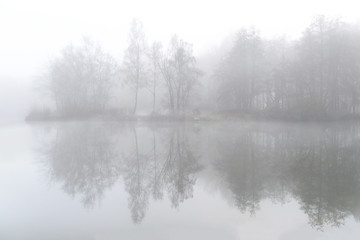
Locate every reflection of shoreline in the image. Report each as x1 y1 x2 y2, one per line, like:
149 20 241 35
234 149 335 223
37 122 360 229
122 127 202 223
213 124 360 230
40 122 122 207
38 123 203 223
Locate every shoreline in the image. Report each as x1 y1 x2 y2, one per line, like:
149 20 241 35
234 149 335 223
24 112 360 123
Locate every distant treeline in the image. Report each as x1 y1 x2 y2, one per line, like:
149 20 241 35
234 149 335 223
215 16 360 120
29 16 360 121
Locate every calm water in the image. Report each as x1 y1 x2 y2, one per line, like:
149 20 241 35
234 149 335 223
2 121 360 239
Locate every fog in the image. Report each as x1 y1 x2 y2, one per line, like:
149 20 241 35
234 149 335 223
1 0 360 120
3 1 360 239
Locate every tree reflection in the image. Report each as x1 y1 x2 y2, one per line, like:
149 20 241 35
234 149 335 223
122 128 151 223
215 129 264 215
39 123 202 223
290 127 360 230
162 127 203 208
213 124 360 230
122 126 202 223
37 122 360 229
40 122 121 207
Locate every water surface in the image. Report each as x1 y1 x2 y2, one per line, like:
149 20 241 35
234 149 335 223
2 121 360 239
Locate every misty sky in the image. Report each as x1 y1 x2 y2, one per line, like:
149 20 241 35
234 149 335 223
1 0 359 81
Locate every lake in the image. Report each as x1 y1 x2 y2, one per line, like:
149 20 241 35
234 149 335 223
1 121 360 239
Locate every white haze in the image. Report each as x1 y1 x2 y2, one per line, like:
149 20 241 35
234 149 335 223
0 0 359 120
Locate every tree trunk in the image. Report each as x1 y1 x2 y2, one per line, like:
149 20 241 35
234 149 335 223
133 86 138 115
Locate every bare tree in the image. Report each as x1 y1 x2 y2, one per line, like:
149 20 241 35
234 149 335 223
158 36 202 114
122 19 148 114
46 38 117 117
147 41 162 113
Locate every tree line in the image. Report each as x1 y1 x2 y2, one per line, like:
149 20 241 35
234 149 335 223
216 16 360 119
37 19 201 119
32 16 360 120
